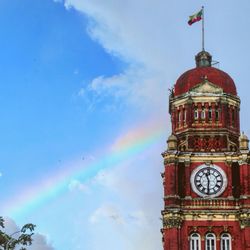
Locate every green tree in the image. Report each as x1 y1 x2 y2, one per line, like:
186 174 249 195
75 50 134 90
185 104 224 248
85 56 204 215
0 217 36 250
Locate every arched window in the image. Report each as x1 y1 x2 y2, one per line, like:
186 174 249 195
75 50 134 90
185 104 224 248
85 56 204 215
178 110 181 126
190 233 201 250
183 109 186 122
221 233 231 250
215 108 220 121
208 107 212 120
194 109 198 120
206 233 216 250
201 109 206 119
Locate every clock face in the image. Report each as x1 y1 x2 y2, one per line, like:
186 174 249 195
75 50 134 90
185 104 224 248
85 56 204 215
190 164 227 198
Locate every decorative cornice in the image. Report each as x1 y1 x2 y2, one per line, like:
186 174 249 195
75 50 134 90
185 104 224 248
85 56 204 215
162 206 250 225
164 195 180 199
170 90 240 108
162 151 250 165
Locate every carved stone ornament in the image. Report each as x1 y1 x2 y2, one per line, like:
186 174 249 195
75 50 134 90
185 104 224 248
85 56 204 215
163 214 183 228
189 81 223 94
192 136 224 152
240 218 250 228
238 153 250 165
239 212 250 228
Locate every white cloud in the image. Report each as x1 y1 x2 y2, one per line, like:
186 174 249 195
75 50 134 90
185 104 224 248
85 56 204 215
48 1 250 250
56 1 175 249
128 210 149 227
77 88 85 97
28 234 54 250
3 217 19 235
89 146 163 249
89 205 151 227
62 0 184 112
3 217 54 250
89 203 124 225
68 179 90 193
93 169 115 188
63 0 181 69
87 68 168 111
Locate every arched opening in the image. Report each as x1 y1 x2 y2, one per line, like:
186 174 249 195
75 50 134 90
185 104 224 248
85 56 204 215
205 233 216 250
221 233 231 250
194 108 198 120
190 233 201 250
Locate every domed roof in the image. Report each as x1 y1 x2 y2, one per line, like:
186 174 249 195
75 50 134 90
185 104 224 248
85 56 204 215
167 134 177 142
239 132 249 141
239 132 249 150
174 51 237 96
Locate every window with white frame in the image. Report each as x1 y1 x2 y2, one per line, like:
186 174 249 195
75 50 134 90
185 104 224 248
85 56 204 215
194 109 198 120
221 233 231 250
205 233 216 250
190 233 201 250
178 110 181 123
215 108 220 121
208 107 212 120
201 109 206 119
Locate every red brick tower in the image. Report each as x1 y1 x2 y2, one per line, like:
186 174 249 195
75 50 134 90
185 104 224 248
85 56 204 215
161 50 250 250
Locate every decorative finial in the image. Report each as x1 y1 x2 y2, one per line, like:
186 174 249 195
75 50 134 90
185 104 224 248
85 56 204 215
195 50 212 67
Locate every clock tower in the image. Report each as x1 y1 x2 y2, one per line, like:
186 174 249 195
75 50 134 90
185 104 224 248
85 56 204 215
161 50 250 250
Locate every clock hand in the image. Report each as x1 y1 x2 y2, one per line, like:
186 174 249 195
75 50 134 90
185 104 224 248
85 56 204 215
205 170 210 195
207 168 210 195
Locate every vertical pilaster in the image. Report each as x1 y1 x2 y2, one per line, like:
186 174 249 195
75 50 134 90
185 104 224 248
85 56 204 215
221 103 226 127
243 227 250 249
240 216 250 249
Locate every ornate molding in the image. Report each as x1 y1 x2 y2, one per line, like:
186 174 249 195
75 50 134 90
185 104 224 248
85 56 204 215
238 153 250 164
162 211 183 229
240 218 250 228
190 80 223 94
163 217 183 229
238 211 250 228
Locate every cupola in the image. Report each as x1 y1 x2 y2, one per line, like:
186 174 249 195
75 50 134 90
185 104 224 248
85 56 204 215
167 134 177 150
239 133 249 150
195 50 212 67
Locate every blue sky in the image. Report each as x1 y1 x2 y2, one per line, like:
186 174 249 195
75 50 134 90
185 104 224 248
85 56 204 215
1 0 250 249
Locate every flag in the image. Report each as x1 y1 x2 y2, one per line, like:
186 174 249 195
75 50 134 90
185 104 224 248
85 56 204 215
188 9 203 25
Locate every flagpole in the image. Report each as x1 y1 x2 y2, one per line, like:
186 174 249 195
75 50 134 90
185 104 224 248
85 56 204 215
202 6 205 51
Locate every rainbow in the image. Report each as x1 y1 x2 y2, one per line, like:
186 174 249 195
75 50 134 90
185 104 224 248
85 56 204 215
2 122 166 218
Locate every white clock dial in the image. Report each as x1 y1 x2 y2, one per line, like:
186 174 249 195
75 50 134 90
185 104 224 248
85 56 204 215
190 164 227 198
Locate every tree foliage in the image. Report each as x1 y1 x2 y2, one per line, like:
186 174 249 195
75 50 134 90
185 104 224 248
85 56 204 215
0 217 36 250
